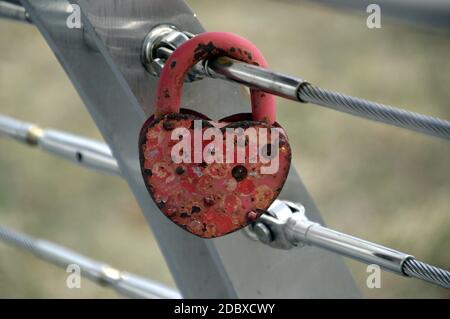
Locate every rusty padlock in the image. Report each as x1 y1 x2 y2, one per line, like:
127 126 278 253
139 32 291 238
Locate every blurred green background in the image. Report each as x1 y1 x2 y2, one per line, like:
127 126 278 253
0 0 449 298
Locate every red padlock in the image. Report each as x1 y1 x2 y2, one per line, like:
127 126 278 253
139 32 291 238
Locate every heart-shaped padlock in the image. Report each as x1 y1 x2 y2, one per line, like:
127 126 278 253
139 32 291 238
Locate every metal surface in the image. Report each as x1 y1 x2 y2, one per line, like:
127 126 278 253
0 226 181 298
256 200 450 290
248 199 301 250
142 25 450 141
403 259 450 290
141 24 305 97
39 129 119 176
0 115 120 176
141 24 190 75
206 57 303 100
286 214 411 275
0 1 29 23
262 200 411 274
0 114 35 142
252 222 273 245
298 84 450 141
18 0 359 298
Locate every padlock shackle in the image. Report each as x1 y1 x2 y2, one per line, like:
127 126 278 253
155 32 276 124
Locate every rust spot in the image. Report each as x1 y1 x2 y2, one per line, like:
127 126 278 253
193 41 227 62
163 89 170 98
163 120 175 130
191 206 201 214
175 166 185 175
217 57 233 67
144 168 152 177
247 211 258 221
231 165 247 182
166 113 189 121
203 196 215 206
243 50 252 60
157 201 166 209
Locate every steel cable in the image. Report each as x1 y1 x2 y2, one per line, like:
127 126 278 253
298 83 450 141
0 226 37 252
0 226 182 298
403 258 450 290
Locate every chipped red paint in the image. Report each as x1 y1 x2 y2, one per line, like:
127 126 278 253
155 32 277 124
139 32 292 238
139 114 291 238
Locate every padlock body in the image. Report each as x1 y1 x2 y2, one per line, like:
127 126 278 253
139 112 291 238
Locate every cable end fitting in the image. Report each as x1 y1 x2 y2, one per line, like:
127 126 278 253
25 125 43 146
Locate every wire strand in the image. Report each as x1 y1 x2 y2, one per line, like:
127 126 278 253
0 226 37 252
298 83 450 141
403 258 450 290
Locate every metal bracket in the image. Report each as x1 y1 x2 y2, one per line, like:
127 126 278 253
245 200 308 250
250 200 413 276
141 24 204 82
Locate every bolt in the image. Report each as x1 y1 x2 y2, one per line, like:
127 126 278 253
253 222 273 244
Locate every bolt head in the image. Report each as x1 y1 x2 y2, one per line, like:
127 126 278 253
253 222 273 244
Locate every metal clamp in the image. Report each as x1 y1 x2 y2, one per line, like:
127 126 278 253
246 200 310 250
141 24 304 94
249 200 450 290
141 24 204 81
248 200 412 275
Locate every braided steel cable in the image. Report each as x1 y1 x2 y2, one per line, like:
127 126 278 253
0 226 37 252
0 226 182 298
403 258 450 290
3 17 450 141
298 83 450 141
